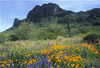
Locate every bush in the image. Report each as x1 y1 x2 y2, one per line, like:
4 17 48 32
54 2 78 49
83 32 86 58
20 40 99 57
78 26 92 33
0 33 6 43
95 43 100 51
10 22 35 41
0 30 13 44
38 24 67 40
10 35 18 41
39 32 57 39
83 33 100 43
70 28 80 36
0 32 10 43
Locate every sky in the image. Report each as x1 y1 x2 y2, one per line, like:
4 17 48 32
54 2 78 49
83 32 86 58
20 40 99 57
0 0 100 32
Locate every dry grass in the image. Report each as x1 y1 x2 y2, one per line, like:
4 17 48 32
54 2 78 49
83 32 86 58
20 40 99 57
0 36 82 53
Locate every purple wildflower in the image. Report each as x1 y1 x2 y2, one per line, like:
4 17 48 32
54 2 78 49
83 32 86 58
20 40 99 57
54 65 55 68
27 64 31 68
30 56 32 60
13 65 14 68
59 66 61 68
50 63 52 68
83 52 85 58
65 47 67 51
10 61 13 66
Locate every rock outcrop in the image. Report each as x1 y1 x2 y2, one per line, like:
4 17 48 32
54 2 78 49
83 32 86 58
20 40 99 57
13 18 21 27
26 3 65 22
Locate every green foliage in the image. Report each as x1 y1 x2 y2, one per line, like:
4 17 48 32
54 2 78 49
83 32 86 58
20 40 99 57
6 20 68 41
40 32 57 39
0 19 100 42
95 43 100 52
78 26 92 33
0 33 7 43
0 31 11 44
38 24 67 39
92 26 100 31
10 22 35 41
70 28 80 36
83 33 100 43
10 35 18 41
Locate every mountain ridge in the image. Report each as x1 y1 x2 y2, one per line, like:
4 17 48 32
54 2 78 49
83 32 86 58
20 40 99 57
12 3 100 28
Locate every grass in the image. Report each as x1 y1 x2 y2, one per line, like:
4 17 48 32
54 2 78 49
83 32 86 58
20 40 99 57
0 36 82 52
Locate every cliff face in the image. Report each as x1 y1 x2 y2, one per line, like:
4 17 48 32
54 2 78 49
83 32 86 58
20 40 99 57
12 3 100 28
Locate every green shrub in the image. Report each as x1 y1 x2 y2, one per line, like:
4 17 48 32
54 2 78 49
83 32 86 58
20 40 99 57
95 43 100 52
0 33 6 43
78 26 92 33
70 28 80 36
10 22 35 41
0 32 10 43
10 35 18 41
83 33 100 43
40 32 57 39
38 24 67 40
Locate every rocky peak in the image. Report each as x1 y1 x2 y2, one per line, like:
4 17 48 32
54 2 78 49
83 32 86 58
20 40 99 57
13 18 21 27
26 3 65 22
13 18 25 27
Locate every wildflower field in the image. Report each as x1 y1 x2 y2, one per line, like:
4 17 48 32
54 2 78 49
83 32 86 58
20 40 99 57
0 37 100 68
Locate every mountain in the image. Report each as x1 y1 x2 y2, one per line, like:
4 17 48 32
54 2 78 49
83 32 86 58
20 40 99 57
86 8 100 25
13 3 100 28
27 3 65 22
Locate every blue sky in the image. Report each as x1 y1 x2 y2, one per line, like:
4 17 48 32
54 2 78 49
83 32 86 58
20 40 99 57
0 0 100 32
